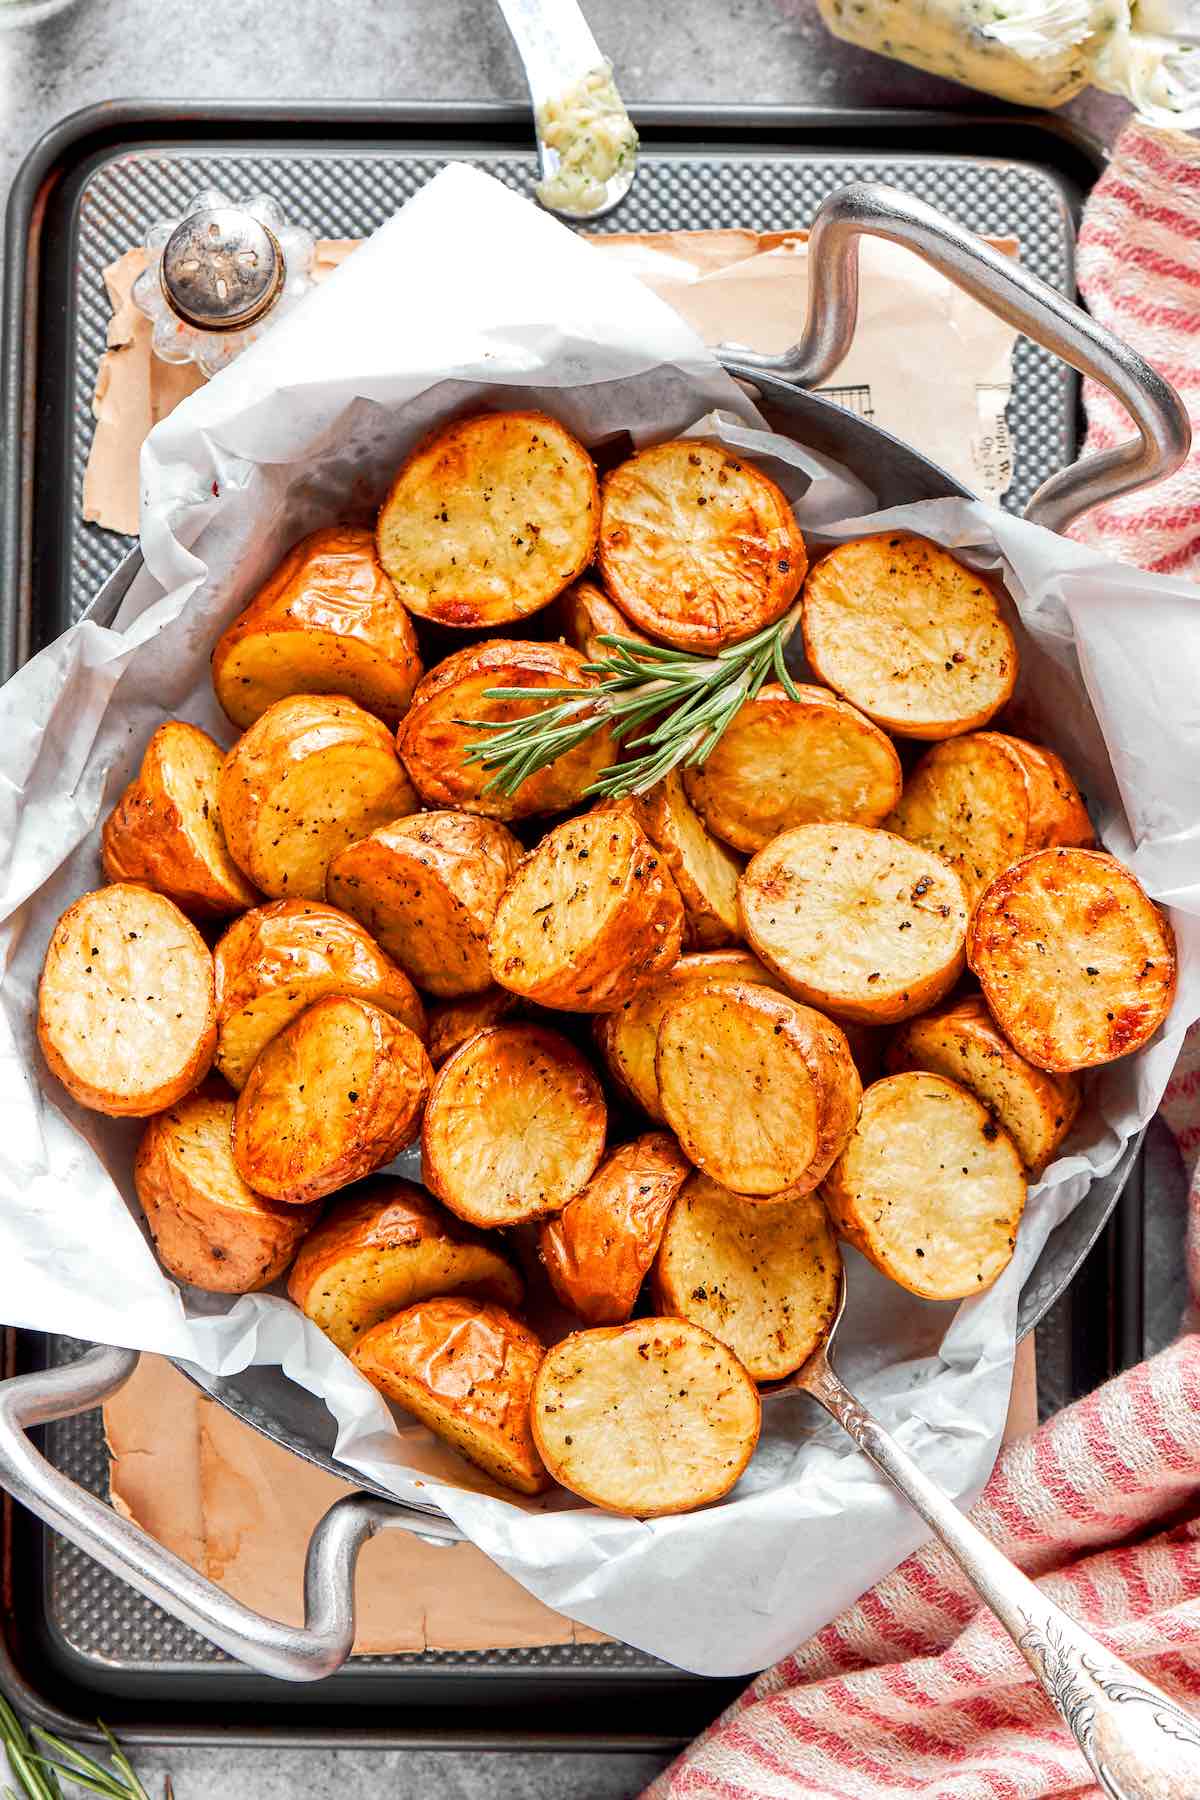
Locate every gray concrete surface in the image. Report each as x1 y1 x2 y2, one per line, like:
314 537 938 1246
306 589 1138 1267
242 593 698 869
0 3 1168 1795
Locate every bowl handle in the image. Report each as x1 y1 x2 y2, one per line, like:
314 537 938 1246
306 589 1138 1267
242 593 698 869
720 182 1190 535
0 1343 461 1681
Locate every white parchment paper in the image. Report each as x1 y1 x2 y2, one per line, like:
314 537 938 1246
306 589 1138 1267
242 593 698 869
1 164 1198 1677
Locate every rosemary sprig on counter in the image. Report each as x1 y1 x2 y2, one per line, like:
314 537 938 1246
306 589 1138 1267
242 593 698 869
462 601 804 799
0 1697 165 1800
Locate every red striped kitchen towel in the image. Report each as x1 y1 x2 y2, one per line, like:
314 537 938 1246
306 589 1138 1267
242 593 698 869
645 119 1200 1800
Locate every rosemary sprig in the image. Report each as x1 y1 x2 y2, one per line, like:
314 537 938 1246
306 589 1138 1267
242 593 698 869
462 600 804 799
0 1698 164 1800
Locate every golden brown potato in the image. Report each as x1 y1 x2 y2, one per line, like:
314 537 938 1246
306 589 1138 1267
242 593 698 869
232 996 433 1205
376 411 598 629
101 721 259 918
213 899 426 1090
625 771 742 949
135 1087 318 1293
326 812 523 999
652 1174 840 1379
682 683 902 855
539 1132 691 1325
801 535 1018 739
821 1072 1026 1299
427 988 522 1066
532 1318 761 1516
219 694 419 901
353 1298 550 1495
887 993 1080 1176
594 948 782 1122
967 847 1177 1072
287 1177 523 1353
423 1023 606 1227
489 811 684 1013
38 884 216 1117
598 440 806 652
553 577 650 661
211 526 423 730
656 982 861 1198
885 731 1095 911
398 639 614 822
739 825 968 1024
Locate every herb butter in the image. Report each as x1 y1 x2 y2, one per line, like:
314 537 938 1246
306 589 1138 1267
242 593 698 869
536 65 638 216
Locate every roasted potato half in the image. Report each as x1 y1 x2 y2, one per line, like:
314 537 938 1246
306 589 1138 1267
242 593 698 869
220 694 419 900
427 988 522 1066
532 1318 761 1516
821 1072 1026 1300
135 1088 318 1293
553 577 650 661
801 534 1018 739
353 1298 550 1495
398 639 614 822
376 410 598 629
653 1174 840 1380
213 898 425 1090
967 847 1177 1072
423 1023 607 1227
886 730 1094 911
625 771 742 949
232 996 433 1205
287 1177 523 1353
101 721 259 918
539 1132 692 1325
211 526 423 730
739 824 968 1024
489 811 684 1013
656 982 861 1198
598 440 806 652
887 993 1080 1177
38 884 216 1117
326 811 523 998
594 948 782 1122
683 683 902 854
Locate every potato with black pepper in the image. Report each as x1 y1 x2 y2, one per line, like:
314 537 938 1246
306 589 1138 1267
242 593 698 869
539 1132 691 1325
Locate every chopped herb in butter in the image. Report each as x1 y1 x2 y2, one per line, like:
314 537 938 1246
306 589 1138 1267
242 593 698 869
535 65 638 216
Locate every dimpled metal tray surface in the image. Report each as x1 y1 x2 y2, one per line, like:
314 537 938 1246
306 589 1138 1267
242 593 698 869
0 101 1142 1746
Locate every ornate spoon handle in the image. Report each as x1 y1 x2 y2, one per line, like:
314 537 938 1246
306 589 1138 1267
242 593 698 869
805 1356 1200 1799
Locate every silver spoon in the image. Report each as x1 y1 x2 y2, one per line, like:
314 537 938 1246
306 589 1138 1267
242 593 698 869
764 1260 1200 1798
495 0 638 223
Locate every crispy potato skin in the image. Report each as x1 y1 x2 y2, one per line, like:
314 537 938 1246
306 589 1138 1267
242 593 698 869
594 948 781 1122
232 996 433 1205
821 1072 1026 1299
38 885 216 1117
376 411 598 629
801 535 1018 739
398 639 614 821
287 1177 522 1353
739 824 968 1024
212 526 423 730
219 693 419 901
684 683 902 855
489 811 685 1013
652 1174 840 1379
422 1023 607 1228
625 771 742 949
427 989 522 1066
101 721 259 918
213 898 426 1090
327 811 523 998
135 1087 318 1292
887 993 1079 1177
967 847 1177 1072
886 730 1095 911
531 1318 761 1517
352 1297 550 1495
539 1132 691 1325
552 578 650 661
656 982 861 1198
598 441 806 652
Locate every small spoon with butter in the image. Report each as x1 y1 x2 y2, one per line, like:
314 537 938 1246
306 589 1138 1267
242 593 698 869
495 0 638 222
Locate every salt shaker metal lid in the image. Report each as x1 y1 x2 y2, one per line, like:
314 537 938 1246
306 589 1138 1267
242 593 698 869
131 189 316 378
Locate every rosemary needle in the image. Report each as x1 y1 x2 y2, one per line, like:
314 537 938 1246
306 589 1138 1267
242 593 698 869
461 600 805 799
